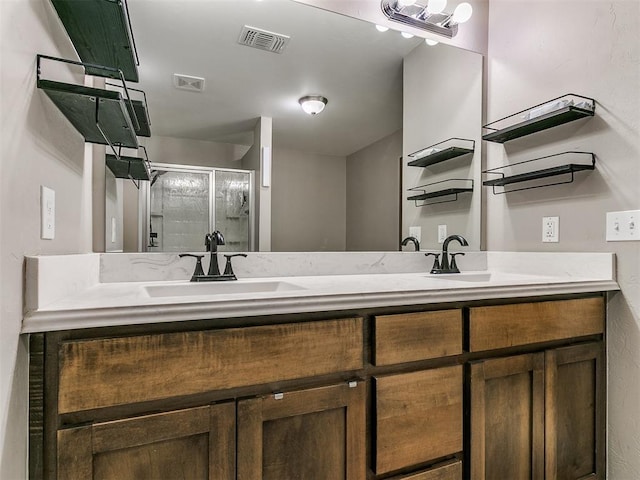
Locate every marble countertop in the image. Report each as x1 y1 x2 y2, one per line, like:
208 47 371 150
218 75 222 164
22 251 619 333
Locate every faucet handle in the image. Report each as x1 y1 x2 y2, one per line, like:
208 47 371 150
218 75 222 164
424 253 441 273
223 253 247 277
179 253 205 281
449 252 465 273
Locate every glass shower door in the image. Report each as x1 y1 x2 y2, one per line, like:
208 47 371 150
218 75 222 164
148 169 212 252
214 170 251 252
145 165 253 253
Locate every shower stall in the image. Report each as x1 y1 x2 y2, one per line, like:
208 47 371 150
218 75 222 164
143 163 254 253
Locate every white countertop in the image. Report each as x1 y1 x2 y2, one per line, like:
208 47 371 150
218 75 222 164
22 251 619 333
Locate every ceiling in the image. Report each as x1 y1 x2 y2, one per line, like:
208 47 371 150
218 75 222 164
128 0 423 156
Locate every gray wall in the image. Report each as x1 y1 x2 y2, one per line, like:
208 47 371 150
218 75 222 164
272 147 347 251
0 1 93 477
485 1 640 477
142 135 248 169
346 130 402 251
402 42 483 250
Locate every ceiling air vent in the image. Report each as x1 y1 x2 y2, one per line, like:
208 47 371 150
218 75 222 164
173 74 206 92
238 25 290 54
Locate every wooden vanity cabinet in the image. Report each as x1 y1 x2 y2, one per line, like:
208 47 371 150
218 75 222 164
57 403 236 480
469 298 606 480
31 294 606 480
237 382 366 480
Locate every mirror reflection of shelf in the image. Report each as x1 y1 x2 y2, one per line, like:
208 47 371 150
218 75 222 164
36 55 150 156
106 146 151 187
483 151 595 195
407 179 474 207
482 94 595 143
407 138 475 168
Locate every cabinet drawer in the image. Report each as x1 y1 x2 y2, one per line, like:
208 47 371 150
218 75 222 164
375 366 463 475
374 309 462 365
469 297 604 352
58 318 363 413
388 459 462 480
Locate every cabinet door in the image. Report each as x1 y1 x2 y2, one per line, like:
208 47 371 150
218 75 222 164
375 365 463 475
545 342 605 480
237 382 366 480
470 353 545 480
57 403 235 480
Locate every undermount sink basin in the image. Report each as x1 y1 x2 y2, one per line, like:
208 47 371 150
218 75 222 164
426 272 493 282
145 280 306 298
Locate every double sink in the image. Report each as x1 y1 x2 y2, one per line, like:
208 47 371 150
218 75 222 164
144 272 494 298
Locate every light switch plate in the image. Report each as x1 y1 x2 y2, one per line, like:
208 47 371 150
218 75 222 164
41 186 55 240
606 210 640 241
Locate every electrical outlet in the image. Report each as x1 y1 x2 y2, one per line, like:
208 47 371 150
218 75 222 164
40 186 55 240
606 210 640 241
409 226 421 243
542 216 559 243
438 224 447 243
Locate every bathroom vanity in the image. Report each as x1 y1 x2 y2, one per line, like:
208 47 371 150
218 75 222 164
24 252 617 480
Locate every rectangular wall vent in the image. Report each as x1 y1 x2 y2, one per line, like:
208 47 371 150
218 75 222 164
173 74 206 92
238 25 290 54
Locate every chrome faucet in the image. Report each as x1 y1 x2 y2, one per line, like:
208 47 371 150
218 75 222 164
401 236 420 251
425 234 468 274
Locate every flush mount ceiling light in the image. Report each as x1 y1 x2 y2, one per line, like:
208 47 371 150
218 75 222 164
380 0 473 38
299 95 328 115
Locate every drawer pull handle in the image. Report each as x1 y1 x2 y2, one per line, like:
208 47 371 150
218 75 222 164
274 392 284 400
348 381 358 388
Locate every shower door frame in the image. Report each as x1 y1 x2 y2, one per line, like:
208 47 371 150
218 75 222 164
140 162 255 253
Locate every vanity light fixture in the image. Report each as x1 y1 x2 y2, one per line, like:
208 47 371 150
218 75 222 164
380 0 473 38
375 24 389 32
298 95 328 115
401 31 415 38
425 38 439 46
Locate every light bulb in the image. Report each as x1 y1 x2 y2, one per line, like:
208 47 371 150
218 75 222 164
401 32 415 39
397 0 416 7
426 0 447 14
452 2 473 23
375 24 389 32
425 39 439 46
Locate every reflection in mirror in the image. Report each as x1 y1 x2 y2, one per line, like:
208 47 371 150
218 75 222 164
104 0 482 253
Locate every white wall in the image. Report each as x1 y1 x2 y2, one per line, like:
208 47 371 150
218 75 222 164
241 117 272 251
0 1 94 478
346 130 402 251
141 135 249 168
403 42 483 250
272 147 347 251
485 1 640 477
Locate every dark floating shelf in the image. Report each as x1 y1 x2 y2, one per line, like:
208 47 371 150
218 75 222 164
107 83 151 137
407 138 475 168
106 153 150 181
408 179 474 207
38 79 139 148
482 94 595 143
50 0 139 82
483 151 595 194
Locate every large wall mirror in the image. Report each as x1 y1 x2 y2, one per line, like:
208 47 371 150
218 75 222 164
104 0 482 253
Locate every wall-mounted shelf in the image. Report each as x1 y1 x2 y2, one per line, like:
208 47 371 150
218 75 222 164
106 146 151 183
408 179 473 206
482 94 595 143
483 151 595 194
106 82 151 137
407 138 475 168
37 55 147 150
50 0 139 82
